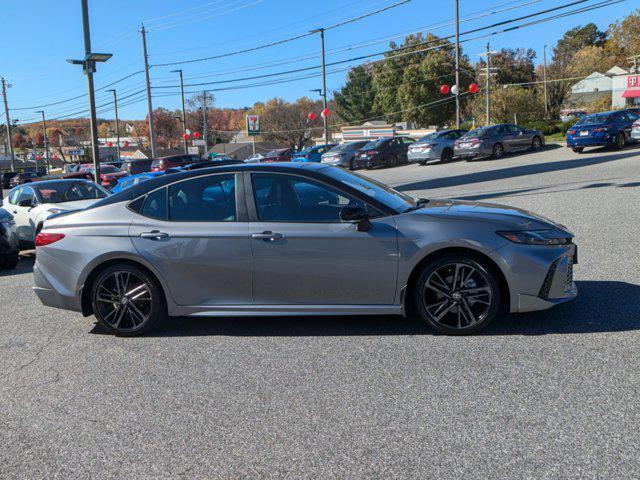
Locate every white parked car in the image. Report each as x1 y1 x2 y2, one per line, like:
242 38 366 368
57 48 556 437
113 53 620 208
244 153 264 163
2 179 109 249
631 118 640 141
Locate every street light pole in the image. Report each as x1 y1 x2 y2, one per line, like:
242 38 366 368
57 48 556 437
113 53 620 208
35 110 51 173
1 77 15 171
106 89 120 161
171 69 188 154
543 43 549 118
80 0 101 182
202 90 208 159
454 0 460 129
311 28 330 145
141 24 157 158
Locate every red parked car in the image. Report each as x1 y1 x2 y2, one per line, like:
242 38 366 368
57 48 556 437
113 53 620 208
150 154 201 171
261 148 295 162
63 163 127 189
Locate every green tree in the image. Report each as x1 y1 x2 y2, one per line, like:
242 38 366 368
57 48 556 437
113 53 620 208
333 65 378 123
606 9 640 65
468 87 545 125
372 33 469 126
553 23 607 68
477 48 536 85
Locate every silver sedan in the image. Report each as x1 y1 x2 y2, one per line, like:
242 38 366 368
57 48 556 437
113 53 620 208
33 163 577 336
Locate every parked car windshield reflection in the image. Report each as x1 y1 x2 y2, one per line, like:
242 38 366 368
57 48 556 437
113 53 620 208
321 166 416 212
34 181 109 203
576 113 615 125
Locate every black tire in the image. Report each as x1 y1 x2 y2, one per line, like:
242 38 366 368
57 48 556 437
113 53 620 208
440 148 454 163
1 254 19 270
492 143 504 159
572 147 584 153
615 132 625 150
531 136 543 150
413 254 501 335
418 161 427 166
391 154 398 167
91 263 166 337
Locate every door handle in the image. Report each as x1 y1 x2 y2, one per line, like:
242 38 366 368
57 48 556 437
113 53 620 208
251 231 283 241
140 230 170 240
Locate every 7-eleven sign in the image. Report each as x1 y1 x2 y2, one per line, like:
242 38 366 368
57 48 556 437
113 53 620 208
246 114 260 136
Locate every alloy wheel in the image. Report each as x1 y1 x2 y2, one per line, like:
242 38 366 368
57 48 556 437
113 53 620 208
94 270 153 332
532 137 542 150
421 262 493 330
493 144 504 159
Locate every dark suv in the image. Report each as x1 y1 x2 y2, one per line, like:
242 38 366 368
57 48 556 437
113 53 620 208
121 159 153 175
151 154 201 172
354 136 415 169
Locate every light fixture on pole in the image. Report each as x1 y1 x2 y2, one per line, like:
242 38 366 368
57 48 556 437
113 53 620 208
67 0 111 183
170 69 188 155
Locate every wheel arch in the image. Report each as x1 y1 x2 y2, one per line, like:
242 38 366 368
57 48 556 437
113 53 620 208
80 257 167 317
402 246 510 317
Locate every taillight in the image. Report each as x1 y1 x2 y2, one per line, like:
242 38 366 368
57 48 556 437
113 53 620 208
567 129 576 135
367 150 377 155
35 232 65 247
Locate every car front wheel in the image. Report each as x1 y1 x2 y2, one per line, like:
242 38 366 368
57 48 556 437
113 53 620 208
413 255 501 335
91 263 166 336
572 147 584 153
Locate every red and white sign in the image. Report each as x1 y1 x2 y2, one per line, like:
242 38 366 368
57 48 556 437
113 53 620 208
627 76 640 88
246 114 260 136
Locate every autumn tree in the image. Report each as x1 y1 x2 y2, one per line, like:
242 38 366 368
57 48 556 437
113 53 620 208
139 108 181 148
606 9 640 65
468 87 545 125
33 132 45 148
476 48 536 85
250 97 324 149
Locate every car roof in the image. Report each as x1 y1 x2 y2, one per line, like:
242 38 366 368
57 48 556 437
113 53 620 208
91 163 333 208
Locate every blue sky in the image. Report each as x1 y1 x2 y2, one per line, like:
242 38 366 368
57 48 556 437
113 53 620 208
0 0 628 122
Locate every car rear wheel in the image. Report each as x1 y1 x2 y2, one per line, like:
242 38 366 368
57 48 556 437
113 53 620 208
531 136 543 150
492 143 504 159
440 148 454 163
615 132 625 150
91 263 166 336
572 147 584 153
413 255 501 335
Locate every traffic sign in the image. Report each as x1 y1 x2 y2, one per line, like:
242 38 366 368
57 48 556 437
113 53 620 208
246 114 260 136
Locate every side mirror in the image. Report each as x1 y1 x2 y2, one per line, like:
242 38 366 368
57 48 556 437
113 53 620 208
18 198 33 208
340 206 372 232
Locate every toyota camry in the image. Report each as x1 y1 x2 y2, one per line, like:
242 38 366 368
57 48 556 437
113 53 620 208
33 163 577 336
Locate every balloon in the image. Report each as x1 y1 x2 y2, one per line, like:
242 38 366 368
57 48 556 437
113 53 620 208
308 112 316 121
440 84 450 95
124 141 129 147
321 108 330 118
451 84 459 95
469 83 479 94
183 133 190 140
194 131 201 138
108 141 113 147
36 154 42 160
53 154 59 160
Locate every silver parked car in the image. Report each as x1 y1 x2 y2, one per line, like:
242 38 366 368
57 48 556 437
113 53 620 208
454 124 545 160
33 163 577 336
321 141 369 170
408 129 466 165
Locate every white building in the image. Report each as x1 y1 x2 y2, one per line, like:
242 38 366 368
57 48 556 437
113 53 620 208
569 66 640 109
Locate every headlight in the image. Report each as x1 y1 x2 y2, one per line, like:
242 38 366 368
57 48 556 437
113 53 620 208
497 230 571 245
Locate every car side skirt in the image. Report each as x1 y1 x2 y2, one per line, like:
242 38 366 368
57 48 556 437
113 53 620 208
170 304 402 317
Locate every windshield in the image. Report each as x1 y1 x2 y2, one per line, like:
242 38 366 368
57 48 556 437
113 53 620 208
576 113 614 125
461 127 490 139
362 138 386 149
321 166 416 213
35 181 109 203
418 132 442 142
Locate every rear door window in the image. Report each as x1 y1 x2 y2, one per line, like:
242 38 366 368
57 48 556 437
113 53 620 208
168 174 236 222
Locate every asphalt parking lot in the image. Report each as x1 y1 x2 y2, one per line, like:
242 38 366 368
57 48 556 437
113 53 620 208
2 142 639 478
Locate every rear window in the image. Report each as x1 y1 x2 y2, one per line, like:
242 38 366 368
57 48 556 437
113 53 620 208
461 127 491 139
576 113 614 125
141 188 167 220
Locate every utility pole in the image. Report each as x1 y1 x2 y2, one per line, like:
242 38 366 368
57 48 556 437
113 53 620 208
454 0 460 129
202 90 208 159
1 77 15 171
311 28 330 145
171 69 188 154
106 89 120 161
35 110 51 173
543 43 549 118
478 43 497 125
141 24 157 158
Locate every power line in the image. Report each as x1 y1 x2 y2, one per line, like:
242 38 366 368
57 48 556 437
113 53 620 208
152 0 413 67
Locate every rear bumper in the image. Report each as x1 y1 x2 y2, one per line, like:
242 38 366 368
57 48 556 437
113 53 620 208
32 249 82 312
408 151 439 162
567 135 614 147
454 146 491 158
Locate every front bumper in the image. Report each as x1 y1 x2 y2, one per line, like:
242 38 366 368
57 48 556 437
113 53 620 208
495 241 578 313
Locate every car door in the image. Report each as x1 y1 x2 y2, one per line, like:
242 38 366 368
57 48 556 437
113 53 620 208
247 172 399 305
8 186 38 243
129 172 253 306
509 125 530 149
496 125 516 151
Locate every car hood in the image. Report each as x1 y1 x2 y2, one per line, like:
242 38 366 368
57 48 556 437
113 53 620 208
405 199 569 232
